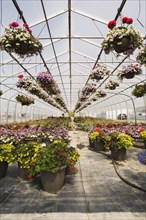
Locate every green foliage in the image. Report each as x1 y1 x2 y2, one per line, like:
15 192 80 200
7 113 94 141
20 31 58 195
16 142 43 171
68 111 75 117
112 133 134 150
89 132 100 142
0 143 16 163
33 140 69 174
140 131 146 140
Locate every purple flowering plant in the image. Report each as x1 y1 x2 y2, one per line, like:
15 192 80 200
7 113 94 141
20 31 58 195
118 63 142 80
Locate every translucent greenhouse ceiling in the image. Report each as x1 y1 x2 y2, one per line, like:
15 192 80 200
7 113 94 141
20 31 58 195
0 0 146 124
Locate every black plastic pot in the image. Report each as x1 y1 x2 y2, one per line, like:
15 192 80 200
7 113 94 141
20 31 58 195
111 147 126 161
0 161 8 178
113 36 131 53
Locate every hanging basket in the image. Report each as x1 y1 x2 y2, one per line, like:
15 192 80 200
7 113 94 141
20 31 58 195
122 71 135 79
113 36 131 53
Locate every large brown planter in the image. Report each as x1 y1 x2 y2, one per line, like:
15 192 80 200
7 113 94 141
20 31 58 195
89 139 94 150
41 168 65 193
111 147 126 161
0 161 8 178
144 140 146 149
94 139 105 152
113 36 130 53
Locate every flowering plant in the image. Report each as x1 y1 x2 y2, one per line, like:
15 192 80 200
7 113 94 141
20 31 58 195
136 45 146 67
67 146 80 171
16 94 35 106
82 83 96 96
0 143 17 163
36 71 53 85
138 150 146 165
102 17 143 55
111 133 134 150
89 131 100 142
31 140 70 174
95 90 106 98
105 80 119 90
0 90 3 96
132 84 146 98
118 63 142 80
16 142 44 175
90 64 110 81
0 22 42 58
140 130 146 140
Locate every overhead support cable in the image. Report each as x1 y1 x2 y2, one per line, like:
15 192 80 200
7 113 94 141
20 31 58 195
68 0 72 110
40 0 68 104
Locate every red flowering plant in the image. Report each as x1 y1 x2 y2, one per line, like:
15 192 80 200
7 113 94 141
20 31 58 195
102 16 143 55
0 22 42 58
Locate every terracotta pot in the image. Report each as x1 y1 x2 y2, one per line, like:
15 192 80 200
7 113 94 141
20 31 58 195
41 168 65 193
113 36 131 53
111 147 126 161
0 161 8 178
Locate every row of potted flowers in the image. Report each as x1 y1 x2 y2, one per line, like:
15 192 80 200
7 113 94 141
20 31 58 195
0 139 80 193
88 126 146 161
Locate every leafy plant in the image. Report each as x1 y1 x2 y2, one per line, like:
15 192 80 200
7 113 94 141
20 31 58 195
140 130 146 140
0 143 16 163
0 22 42 58
16 94 35 106
132 84 146 98
136 45 146 67
89 132 100 142
111 133 134 150
102 17 143 55
33 140 70 174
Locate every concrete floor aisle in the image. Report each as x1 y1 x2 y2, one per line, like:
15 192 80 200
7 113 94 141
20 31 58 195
0 130 146 220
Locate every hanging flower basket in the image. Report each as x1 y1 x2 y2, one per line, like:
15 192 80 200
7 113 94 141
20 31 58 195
0 22 43 58
105 80 119 90
136 45 146 67
102 17 143 55
82 83 96 96
132 84 146 98
90 64 111 81
96 90 106 98
16 94 35 106
118 63 142 80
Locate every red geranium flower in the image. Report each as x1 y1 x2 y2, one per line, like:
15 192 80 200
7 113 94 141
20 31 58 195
18 74 24 79
107 20 116 29
23 23 29 28
95 127 102 133
70 168 76 173
139 127 145 132
125 130 129 135
27 29 32 33
9 22 19 27
126 18 133 24
122 17 128 23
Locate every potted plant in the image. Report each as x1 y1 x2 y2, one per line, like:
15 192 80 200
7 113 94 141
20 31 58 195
16 94 35 106
66 146 80 174
90 64 110 81
82 83 97 96
0 22 42 58
136 45 146 67
0 143 16 178
132 84 146 98
140 130 146 149
95 90 106 98
89 130 105 152
118 63 142 80
16 142 43 180
105 80 119 90
110 133 134 161
102 17 143 55
32 140 71 193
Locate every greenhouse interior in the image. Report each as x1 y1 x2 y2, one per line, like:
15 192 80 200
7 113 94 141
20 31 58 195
0 0 146 219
